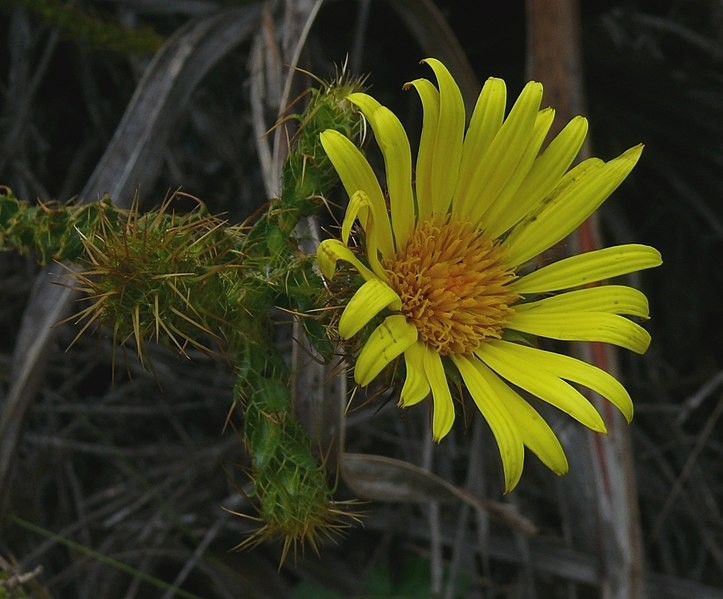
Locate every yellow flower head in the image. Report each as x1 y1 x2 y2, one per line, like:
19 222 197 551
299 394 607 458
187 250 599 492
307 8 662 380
317 58 662 492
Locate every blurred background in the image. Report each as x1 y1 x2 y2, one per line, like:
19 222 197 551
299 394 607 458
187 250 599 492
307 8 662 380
0 0 721 597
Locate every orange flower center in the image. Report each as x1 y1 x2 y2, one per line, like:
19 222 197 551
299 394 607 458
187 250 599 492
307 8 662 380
383 216 519 356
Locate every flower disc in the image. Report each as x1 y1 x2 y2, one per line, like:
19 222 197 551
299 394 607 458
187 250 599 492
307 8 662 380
383 216 519 356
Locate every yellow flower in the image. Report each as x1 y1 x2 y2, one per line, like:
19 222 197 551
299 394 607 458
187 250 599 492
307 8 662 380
317 58 662 492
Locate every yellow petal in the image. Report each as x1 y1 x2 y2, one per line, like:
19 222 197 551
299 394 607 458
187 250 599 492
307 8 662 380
483 115 588 240
504 145 644 268
465 355 568 476
515 285 650 319
355 315 418 387
347 93 415 248
485 364 569 476
339 278 402 339
500 157 602 261
475 343 607 433
421 58 465 216
485 339 634 423
423 346 455 442
506 311 652 354
475 107 555 233
316 239 374 281
513 244 663 293
341 190 392 282
404 78 439 221
455 81 543 221
400 341 430 407
452 354 525 492
320 129 394 257
455 76 506 214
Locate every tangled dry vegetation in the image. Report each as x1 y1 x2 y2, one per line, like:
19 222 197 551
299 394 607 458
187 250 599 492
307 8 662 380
1 1 722 597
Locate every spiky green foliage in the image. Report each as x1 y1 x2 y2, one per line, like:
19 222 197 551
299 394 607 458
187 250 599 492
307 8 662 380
231 346 358 562
271 71 367 235
64 196 254 363
0 189 120 264
0 72 367 556
3 188 348 554
268 70 368 360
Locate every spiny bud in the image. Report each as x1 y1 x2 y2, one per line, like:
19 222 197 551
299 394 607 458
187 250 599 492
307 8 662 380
275 67 367 233
62 194 250 366
230 362 360 564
